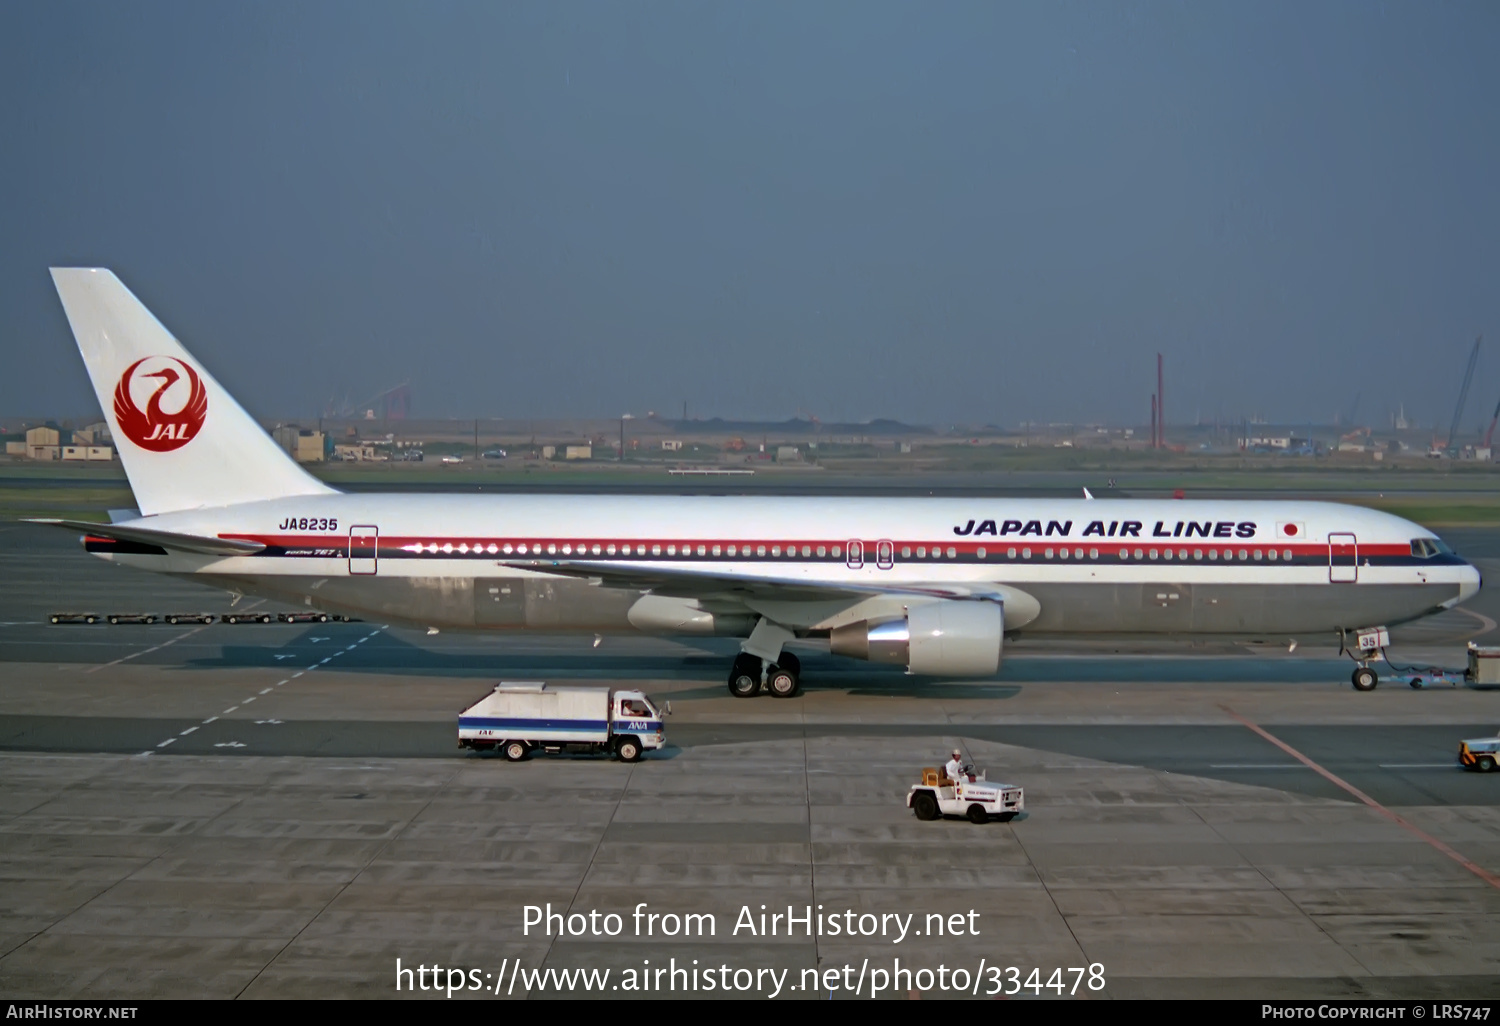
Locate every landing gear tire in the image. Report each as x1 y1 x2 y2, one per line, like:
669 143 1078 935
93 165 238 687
777 651 801 678
912 792 939 821
728 655 761 698
967 804 989 825
767 664 800 698
1351 666 1378 691
502 740 528 762
616 737 642 762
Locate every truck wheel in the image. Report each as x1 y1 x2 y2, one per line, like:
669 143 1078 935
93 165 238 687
912 792 939 821
616 737 642 763
503 741 528 762
1351 667 1378 691
108 616 120 625
967 804 989 825
1478 755 1496 773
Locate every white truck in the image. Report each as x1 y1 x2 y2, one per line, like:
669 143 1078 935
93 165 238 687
458 683 666 763
907 766 1024 824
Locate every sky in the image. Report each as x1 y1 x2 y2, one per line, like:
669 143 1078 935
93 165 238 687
3 1 1498 430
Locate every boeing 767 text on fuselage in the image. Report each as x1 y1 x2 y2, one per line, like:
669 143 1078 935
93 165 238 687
33 269 1481 696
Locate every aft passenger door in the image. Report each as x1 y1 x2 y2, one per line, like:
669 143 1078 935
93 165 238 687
1329 532 1357 583
349 525 378 575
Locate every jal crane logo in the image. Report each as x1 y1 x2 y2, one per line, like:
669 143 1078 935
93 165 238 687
112 357 208 452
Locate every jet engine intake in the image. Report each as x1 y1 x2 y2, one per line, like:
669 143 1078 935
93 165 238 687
829 599 1003 677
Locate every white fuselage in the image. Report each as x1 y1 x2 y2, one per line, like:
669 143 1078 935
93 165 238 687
84 494 1480 641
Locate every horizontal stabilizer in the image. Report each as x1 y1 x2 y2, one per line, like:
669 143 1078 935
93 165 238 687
23 518 266 556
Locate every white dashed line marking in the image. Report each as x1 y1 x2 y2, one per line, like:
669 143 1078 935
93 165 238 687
144 625 384 755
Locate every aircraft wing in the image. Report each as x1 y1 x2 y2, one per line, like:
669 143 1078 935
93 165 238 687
500 558 1006 604
23 518 267 556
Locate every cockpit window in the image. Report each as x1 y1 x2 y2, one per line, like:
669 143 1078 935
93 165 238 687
1410 538 1453 558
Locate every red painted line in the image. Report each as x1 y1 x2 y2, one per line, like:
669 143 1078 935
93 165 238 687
218 533 1417 558
1220 705 1500 891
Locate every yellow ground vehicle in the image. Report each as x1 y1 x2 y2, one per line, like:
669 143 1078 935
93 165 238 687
1459 737 1499 773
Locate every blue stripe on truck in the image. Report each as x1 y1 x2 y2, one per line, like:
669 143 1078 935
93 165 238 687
459 717 609 732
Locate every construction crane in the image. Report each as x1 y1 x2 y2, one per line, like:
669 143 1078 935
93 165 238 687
1484 394 1500 450
1446 335 1482 454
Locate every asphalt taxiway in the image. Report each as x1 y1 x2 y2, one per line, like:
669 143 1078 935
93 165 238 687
0 522 1498 999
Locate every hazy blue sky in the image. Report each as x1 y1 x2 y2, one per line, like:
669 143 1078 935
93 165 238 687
3 1 1498 429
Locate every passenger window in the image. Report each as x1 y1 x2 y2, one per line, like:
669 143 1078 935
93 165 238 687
901 547 911 558
757 545 766 557
917 546 926 558
817 545 827 557
1089 548 1098 559
1118 548 1128 559
1007 547 1017 558
1283 549 1292 561
832 546 842 558
712 545 721 556
946 547 956 558
1022 547 1032 559
727 545 737 557
976 547 986 559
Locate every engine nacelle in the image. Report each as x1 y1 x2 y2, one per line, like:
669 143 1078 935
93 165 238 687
829 600 1003 677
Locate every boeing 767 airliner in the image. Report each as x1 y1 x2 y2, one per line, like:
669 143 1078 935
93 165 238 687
31 269 1481 696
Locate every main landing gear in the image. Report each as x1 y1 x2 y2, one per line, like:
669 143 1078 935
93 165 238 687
727 651 802 699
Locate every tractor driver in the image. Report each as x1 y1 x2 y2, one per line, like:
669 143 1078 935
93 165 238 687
945 748 968 790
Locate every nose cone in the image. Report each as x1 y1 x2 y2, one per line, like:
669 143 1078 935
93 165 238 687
1459 562 1482 605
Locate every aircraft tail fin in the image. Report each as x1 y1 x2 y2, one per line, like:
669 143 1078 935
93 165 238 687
49 268 336 515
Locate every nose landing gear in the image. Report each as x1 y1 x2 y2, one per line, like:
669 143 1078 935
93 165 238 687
1341 627 1391 691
